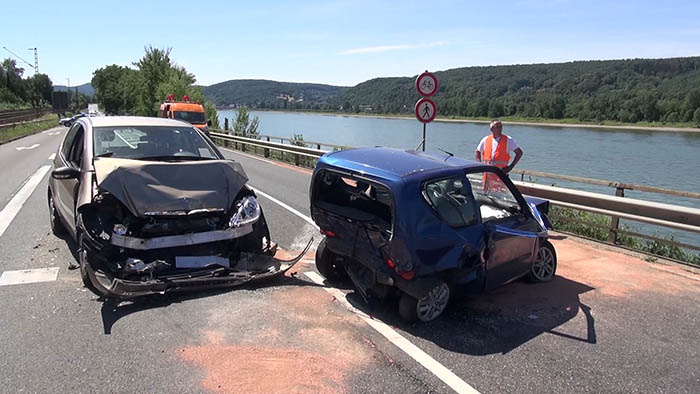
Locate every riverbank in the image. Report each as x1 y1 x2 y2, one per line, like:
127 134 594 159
222 109 700 133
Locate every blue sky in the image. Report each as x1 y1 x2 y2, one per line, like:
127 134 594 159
3 0 699 87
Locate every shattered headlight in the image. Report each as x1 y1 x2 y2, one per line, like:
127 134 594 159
228 196 261 228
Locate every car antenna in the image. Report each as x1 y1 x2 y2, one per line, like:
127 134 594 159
437 148 454 159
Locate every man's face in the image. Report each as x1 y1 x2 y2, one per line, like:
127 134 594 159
490 123 503 135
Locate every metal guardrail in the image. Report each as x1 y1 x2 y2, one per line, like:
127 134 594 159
208 130 700 255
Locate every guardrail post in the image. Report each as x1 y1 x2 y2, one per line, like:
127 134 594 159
607 187 625 243
224 118 229 131
295 154 300 166
264 137 270 158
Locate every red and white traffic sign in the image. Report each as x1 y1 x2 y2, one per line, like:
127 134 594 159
415 71 438 97
415 98 437 123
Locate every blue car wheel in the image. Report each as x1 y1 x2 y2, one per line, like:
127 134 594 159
529 241 557 282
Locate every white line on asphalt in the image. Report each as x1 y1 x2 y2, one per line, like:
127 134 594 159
48 153 56 160
220 147 277 165
248 186 319 229
47 131 61 135
305 271 480 394
250 182 478 393
16 143 40 151
0 165 51 239
0 267 59 286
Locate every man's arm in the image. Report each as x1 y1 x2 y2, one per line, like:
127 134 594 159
504 148 523 173
475 150 482 162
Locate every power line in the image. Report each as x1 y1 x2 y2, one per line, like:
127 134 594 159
2 46 36 72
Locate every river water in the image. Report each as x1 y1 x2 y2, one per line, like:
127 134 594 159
217 110 699 244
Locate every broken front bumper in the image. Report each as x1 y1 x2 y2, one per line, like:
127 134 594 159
86 239 313 299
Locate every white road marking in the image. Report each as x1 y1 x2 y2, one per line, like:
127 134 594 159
220 147 277 165
305 271 480 394
0 267 59 286
252 182 478 394
42 127 62 134
0 165 51 239
248 186 319 229
48 153 56 160
16 143 40 151
47 131 61 135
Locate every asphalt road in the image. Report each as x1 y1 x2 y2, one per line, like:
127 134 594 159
0 127 698 394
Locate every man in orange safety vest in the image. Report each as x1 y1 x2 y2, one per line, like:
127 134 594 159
475 119 523 189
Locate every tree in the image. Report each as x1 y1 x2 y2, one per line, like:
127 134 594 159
204 102 220 129
25 73 53 107
92 65 135 114
694 108 700 127
134 46 172 116
233 107 260 138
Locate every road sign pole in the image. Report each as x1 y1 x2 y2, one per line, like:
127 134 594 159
422 123 426 151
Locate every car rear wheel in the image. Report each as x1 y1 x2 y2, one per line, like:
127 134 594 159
399 281 450 323
315 238 349 283
529 240 557 283
48 191 65 236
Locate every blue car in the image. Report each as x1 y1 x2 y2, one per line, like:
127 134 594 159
310 147 557 323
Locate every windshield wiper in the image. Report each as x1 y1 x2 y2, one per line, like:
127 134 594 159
95 151 114 158
135 155 209 161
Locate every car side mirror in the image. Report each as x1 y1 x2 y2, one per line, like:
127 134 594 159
52 166 80 180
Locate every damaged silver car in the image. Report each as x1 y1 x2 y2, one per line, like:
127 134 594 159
48 116 309 298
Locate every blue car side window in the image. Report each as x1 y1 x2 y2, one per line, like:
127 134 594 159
423 177 477 227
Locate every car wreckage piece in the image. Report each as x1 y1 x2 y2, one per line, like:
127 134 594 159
70 157 311 299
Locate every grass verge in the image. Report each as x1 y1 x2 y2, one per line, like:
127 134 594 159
0 115 58 144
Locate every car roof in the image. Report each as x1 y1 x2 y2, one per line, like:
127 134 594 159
84 116 193 128
319 147 486 182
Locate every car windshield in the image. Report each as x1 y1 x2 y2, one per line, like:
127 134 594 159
93 126 218 160
173 111 206 124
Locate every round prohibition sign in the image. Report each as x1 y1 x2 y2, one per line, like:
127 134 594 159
415 71 439 97
415 98 437 123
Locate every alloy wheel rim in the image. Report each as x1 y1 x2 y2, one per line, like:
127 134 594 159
533 247 555 280
416 283 450 322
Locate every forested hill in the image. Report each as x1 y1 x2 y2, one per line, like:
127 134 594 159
201 79 347 108
54 83 95 97
333 57 700 124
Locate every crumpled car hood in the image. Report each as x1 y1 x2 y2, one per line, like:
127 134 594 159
91 157 248 217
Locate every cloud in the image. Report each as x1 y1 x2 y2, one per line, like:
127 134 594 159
338 41 447 55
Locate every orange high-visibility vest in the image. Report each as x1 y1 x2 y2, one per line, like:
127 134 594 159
483 135 510 168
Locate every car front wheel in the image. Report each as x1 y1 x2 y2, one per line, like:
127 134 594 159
529 240 557 283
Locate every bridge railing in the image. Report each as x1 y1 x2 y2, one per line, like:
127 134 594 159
208 130 700 260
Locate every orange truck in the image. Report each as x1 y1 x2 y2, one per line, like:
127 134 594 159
159 94 210 135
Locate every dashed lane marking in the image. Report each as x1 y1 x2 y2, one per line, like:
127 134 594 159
304 271 480 394
0 165 51 238
16 143 40 151
252 185 479 394
0 267 59 286
48 153 55 160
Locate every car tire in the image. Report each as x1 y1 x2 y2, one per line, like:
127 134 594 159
77 233 95 289
529 240 557 283
398 281 450 323
48 191 65 236
315 238 348 283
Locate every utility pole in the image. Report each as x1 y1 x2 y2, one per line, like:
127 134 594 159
28 48 38 73
2 46 35 73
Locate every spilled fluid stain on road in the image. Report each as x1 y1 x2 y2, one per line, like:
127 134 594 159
176 249 380 394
